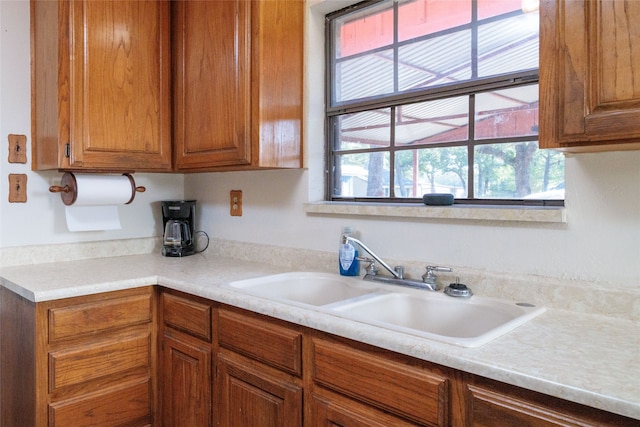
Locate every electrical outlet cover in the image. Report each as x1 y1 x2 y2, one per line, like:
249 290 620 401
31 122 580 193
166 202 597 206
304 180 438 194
230 190 242 216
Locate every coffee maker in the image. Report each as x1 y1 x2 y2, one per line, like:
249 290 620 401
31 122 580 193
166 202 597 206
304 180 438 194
161 200 196 257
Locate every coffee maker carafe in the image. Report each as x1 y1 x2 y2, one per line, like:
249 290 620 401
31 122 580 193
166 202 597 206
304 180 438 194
161 200 196 257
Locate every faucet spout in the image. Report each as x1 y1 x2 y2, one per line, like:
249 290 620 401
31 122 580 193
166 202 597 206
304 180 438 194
342 235 401 279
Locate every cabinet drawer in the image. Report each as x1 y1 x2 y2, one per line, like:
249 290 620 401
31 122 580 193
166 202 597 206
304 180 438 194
312 337 449 426
49 379 151 426
48 292 152 343
312 390 422 427
49 332 151 392
162 292 212 341
218 307 302 376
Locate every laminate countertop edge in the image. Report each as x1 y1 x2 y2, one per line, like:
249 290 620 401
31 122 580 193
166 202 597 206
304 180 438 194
1 253 638 420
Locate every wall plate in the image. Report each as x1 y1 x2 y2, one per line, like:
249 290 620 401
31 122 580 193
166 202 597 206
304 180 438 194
8 174 27 203
8 134 27 164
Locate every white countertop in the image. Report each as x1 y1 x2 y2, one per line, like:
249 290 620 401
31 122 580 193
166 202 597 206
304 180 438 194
1 252 638 420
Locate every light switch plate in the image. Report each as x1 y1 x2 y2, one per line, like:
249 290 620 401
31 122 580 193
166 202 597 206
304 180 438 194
8 174 27 203
8 134 27 164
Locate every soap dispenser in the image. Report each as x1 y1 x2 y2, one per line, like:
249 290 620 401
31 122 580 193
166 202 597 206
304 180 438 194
339 227 360 276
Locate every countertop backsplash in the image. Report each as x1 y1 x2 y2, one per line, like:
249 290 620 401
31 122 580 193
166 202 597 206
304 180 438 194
1 237 637 321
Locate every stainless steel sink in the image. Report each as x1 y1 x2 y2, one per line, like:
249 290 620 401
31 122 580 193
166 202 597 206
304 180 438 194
226 272 545 347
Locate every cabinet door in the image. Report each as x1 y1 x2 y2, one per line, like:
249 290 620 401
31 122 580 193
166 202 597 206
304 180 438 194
216 352 302 427
172 0 252 169
251 0 304 169
540 0 640 151
161 331 212 427
66 0 172 170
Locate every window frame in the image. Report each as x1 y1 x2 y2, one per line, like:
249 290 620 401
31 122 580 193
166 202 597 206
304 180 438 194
324 0 563 207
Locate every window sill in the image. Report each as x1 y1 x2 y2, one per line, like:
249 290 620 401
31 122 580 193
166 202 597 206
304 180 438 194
303 202 566 224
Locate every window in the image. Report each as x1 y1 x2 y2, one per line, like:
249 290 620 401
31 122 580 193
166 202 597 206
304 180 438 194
326 0 564 205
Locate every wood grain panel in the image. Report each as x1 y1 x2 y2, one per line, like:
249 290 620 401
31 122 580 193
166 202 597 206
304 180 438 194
218 307 302 377
49 333 150 392
162 292 212 341
48 293 152 342
312 337 449 426
311 390 421 427
161 331 212 427
539 0 640 151
216 352 302 427
49 379 151 427
172 0 252 169
31 0 171 171
69 0 171 170
252 0 304 168
0 287 36 427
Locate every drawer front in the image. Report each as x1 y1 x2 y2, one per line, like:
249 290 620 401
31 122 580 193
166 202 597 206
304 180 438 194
49 379 151 427
311 391 422 427
218 307 302 376
162 292 212 341
49 332 151 392
312 337 449 426
48 292 152 343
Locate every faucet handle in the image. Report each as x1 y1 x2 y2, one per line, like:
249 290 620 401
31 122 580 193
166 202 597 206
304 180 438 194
422 266 452 284
357 256 378 276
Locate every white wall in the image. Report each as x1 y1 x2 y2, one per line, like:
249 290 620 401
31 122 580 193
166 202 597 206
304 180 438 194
185 1 640 286
1 0 638 287
0 0 184 250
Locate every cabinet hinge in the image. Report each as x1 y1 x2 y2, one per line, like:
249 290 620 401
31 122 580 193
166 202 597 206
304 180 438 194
64 143 70 158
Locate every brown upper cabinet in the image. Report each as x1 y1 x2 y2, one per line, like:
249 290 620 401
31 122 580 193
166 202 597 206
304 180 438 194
30 0 172 172
31 0 303 173
540 0 640 152
172 0 303 171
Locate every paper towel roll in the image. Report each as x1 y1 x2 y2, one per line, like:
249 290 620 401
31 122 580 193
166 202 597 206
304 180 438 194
70 174 137 206
65 206 122 231
49 173 145 232
50 173 141 206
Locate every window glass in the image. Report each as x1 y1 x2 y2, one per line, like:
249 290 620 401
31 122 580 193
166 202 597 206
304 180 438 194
398 31 472 91
396 97 469 145
327 0 563 204
477 0 521 20
474 85 538 139
396 147 469 198
333 152 390 198
477 13 540 77
335 109 392 151
335 50 395 102
335 2 394 58
474 142 564 199
397 0 471 41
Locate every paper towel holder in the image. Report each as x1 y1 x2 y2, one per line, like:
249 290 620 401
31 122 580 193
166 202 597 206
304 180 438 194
49 172 146 206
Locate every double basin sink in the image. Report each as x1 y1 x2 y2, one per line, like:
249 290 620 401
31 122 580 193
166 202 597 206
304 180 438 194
226 272 545 347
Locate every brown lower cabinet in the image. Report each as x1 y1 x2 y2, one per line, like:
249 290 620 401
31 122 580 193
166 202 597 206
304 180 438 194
2 286 637 426
159 291 213 427
0 286 156 427
166 291 638 427
215 306 304 427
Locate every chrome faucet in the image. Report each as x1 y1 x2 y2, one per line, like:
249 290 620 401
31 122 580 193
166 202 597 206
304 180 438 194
342 235 451 292
342 235 401 279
